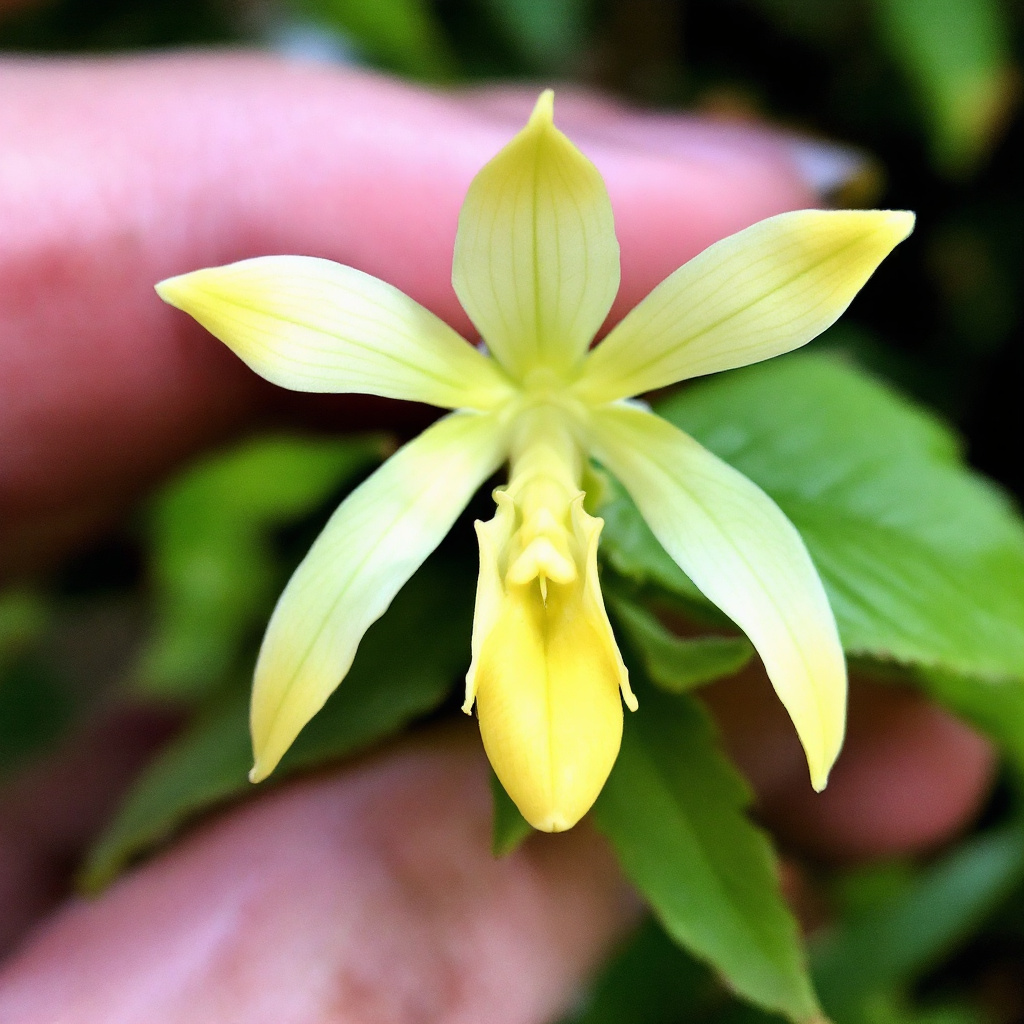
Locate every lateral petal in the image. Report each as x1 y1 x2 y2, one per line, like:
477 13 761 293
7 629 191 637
589 403 846 790
452 91 620 381
577 209 914 403
249 410 508 781
157 257 512 410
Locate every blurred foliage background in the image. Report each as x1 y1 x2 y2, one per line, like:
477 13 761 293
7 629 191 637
1 0 1022 1021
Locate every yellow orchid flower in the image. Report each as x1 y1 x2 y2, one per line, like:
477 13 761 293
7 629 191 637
156 91 914 833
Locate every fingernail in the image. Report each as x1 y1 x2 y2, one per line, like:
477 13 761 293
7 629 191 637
554 101 884 205
626 118 884 205
778 134 884 206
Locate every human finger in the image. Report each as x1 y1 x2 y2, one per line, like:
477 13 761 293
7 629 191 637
0 54 819 576
0 704 180 959
0 669 993 966
702 669 996 861
0 725 634 1024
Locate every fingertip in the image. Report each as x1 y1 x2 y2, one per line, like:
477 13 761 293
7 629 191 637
703 669 996 862
769 683 996 862
0 729 634 1022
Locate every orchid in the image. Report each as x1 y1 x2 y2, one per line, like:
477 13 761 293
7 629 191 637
156 92 913 833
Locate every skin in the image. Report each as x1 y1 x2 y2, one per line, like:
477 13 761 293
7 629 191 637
0 54 996 1023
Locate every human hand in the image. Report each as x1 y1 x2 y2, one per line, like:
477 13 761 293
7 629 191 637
0 54 994 1022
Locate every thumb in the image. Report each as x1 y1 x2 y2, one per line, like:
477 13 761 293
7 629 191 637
0 727 635 1023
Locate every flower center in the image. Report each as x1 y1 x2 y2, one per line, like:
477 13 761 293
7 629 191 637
503 404 584 598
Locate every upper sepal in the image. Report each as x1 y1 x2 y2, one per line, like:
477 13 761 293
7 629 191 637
452 91 620 382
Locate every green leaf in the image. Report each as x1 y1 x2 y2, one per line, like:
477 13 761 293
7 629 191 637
0 658 73 777
0 591 70 776
290 0 456 80
870 0 1016 173
599 476 709 608
855 994 985 1024
139 434 382 699
812 819 1024 1023
481 0 590 72
561 918 712 1024
80 687 252 893
0 590 48 665
489 769 533 856
83 557 472 890
609 594 753 693
594 683 819 1023
639 353 1024 686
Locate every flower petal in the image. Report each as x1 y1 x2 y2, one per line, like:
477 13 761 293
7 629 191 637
452 91 620 381
589 403 846 790
249 411 508 781
157 257 512 410
576 209 915 403
468 497 629 831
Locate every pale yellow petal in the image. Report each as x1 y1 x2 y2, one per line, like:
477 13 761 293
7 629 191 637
469 498 628 831
571 496 637 713
463 489 515 712
577 209 915 403
452 91 620 381
589 404 846 789
157 256 512 410
250 411 508 781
